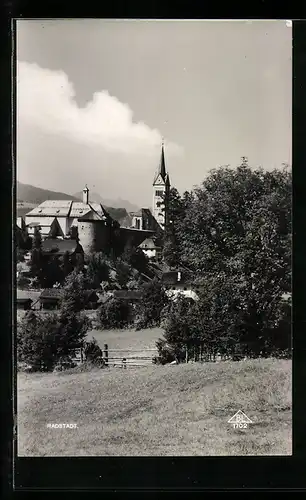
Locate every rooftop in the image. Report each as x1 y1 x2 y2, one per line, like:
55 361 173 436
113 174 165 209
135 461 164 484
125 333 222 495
26 199 110 221
40 288 99 300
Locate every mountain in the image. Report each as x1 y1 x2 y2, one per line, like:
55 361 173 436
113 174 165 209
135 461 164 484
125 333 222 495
73 191 139 213
17 182 79 204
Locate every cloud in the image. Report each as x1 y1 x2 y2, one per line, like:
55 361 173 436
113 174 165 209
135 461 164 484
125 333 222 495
17 60 182 155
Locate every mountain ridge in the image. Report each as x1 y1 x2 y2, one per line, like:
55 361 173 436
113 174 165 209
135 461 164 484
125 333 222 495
17 181 139 212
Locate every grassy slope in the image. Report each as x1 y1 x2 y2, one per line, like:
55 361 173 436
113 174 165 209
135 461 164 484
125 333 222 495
17 358 291 457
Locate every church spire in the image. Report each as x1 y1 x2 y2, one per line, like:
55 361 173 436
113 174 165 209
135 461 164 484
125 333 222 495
159 138 166 180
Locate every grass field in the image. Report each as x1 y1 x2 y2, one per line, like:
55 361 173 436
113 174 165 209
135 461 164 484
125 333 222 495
85 327 161 359
17 357 291 456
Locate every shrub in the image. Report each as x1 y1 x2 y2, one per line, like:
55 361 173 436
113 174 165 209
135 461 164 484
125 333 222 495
153 339 183 365
83 338 104 366
135 278 169 329
17 308 90 372
98 298 131 329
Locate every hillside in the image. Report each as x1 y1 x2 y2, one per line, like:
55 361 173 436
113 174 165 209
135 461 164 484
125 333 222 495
17 358 291 456
17 182 79 204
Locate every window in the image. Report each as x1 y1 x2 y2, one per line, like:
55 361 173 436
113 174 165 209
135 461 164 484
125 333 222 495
136 219 140 229
156 201 162 207
155 190 164 197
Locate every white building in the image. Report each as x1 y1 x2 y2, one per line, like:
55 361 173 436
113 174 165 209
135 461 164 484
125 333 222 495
25 186 110 238
162 270 199 301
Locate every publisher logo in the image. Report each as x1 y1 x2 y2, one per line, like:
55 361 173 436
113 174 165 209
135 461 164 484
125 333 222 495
228 410 252 429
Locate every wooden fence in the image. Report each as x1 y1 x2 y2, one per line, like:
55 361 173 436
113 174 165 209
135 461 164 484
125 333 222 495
72 344 158 368
71 343 231 368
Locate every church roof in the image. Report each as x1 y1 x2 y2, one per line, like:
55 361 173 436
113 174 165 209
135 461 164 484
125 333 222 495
26 200 110 221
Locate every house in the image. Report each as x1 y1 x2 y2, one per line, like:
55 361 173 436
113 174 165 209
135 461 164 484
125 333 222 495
16 298 32 310
162 270 199 301
16 289 41 310
139 237 162 260
27 218 63 239
39 288 100 310
41 238 84 269
109 290 143 322
39 289 62 309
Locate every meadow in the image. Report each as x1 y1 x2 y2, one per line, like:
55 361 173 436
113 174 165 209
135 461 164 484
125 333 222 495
17 348 291 456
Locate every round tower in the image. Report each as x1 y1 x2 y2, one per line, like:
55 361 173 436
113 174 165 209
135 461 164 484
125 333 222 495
77 219 112 255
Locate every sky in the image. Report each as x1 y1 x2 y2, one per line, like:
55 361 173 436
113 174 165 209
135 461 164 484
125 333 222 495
16 19 292 208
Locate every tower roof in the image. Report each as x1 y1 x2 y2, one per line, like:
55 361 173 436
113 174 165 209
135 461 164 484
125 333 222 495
153 140 167 184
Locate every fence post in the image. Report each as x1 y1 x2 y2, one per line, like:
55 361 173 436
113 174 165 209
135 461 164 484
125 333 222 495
80 347 84 363
103 344 108 367
200 343 203 362
185 345 188 364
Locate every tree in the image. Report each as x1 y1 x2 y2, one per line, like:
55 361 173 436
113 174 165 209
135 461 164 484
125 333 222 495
122 244 149 274
86 252 110 289
29 227 44 288
61 250 74 278
136 278 169 329
69 225 79 241
162 187 192 268
115 260 132 289
17 308 90 372
98 298 131 329
158 162 291 359
61 270 91 312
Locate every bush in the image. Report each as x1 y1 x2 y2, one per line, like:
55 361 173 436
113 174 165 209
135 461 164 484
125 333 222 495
98 298 131 329
153 339 183 365
83 338 104 366
17 309 90 372
135 278 169 329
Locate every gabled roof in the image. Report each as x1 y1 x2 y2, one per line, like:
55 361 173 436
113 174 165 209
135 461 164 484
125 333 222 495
17 298 32 304
17 289 41 301
26 200 111 221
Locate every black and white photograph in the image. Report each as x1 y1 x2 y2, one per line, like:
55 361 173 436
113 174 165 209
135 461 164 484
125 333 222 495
16 19 292 457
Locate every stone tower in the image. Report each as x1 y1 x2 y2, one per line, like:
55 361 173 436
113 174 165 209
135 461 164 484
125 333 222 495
152 139 170 229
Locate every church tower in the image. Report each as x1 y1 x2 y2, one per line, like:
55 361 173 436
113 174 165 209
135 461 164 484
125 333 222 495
152 139 170 229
